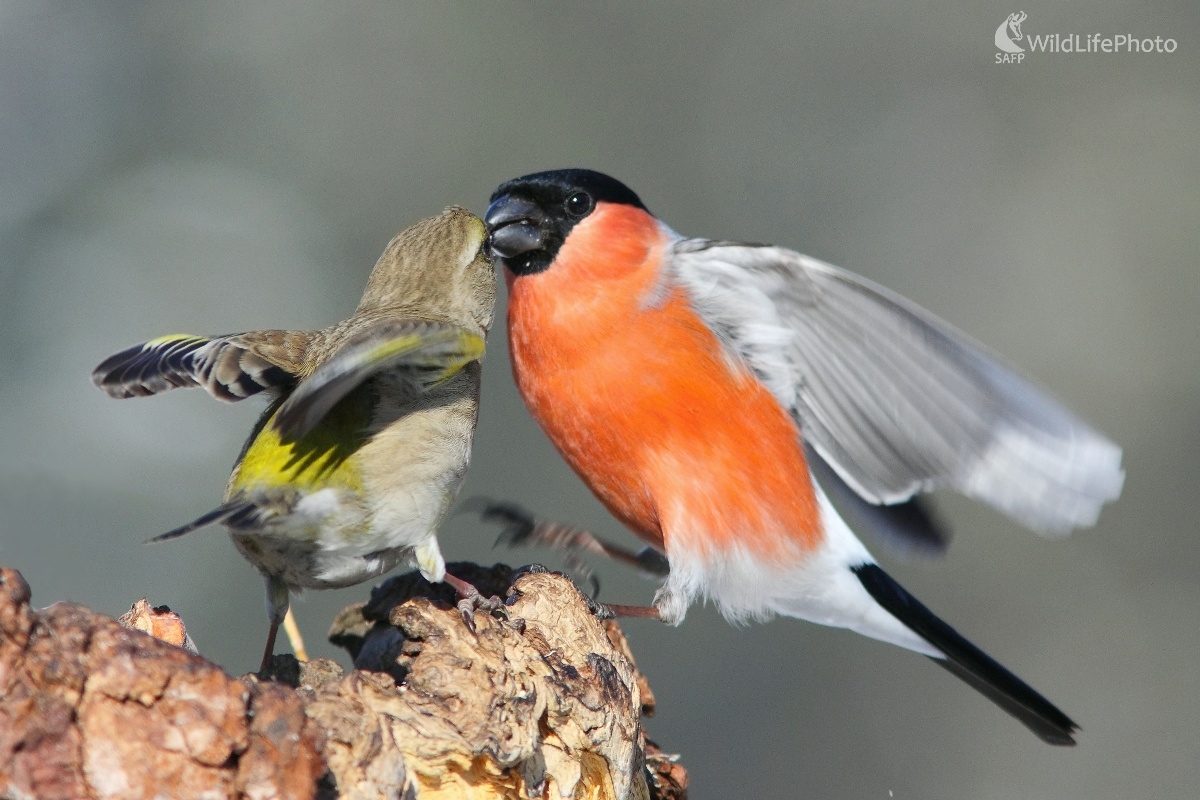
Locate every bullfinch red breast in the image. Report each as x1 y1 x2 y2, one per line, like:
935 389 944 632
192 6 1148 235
484 169 1123 746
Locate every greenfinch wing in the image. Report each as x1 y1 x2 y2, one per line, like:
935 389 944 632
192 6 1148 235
93 333 300 402
271 320 485 441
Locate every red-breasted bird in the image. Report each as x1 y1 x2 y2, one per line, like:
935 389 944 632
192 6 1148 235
484 169 1123 745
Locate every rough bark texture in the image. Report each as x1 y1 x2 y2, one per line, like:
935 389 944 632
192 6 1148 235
0 564 687 800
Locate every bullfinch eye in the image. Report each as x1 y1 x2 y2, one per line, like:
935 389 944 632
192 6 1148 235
564 191 593 217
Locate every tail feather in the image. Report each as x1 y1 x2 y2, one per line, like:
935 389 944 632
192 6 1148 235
851 563 1078 745
146 502 260 543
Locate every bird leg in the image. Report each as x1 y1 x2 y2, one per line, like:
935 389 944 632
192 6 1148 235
593 603 664 621
473 499 677 624
282 607 309 662
259 619 281 674
259 575 290 675
478 499 670 578
442 571 509 634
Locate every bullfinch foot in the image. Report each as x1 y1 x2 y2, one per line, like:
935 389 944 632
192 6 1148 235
477 498 670 579
593 603 664 622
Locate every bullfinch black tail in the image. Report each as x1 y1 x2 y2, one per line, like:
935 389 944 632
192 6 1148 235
851 563 1078 745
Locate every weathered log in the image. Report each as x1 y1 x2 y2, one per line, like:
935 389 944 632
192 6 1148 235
0 564 687 800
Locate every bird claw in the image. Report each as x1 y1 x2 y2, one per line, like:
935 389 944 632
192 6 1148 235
591 602 663 622
473 497 670 580
590 601 617 621
441 571 516 634
455 590 509 634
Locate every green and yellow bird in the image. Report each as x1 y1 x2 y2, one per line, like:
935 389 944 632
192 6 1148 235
93 207 497 671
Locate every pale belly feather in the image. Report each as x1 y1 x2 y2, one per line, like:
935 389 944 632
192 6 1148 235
231 371 479 591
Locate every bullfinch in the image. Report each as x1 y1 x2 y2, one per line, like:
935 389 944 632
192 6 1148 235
484 169 1123 745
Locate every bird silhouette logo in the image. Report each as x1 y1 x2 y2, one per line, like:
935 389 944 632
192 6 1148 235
996 12 1028 53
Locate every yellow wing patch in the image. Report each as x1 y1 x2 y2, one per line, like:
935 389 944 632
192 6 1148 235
232 388 372 494
366 329 485 386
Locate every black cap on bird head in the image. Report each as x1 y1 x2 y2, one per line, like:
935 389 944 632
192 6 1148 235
484 169 649 276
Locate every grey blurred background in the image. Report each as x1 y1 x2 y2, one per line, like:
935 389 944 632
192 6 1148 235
2 2 1197 797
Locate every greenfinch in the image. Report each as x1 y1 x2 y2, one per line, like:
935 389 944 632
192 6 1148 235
93 206 496 670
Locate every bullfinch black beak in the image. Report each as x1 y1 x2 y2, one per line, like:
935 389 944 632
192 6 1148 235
484 196 544 259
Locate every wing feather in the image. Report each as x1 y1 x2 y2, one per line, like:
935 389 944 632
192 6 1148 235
672 240 1123 533
271 320 485 441
93 332 306 402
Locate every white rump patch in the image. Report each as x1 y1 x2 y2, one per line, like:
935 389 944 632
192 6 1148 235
661 482 940 657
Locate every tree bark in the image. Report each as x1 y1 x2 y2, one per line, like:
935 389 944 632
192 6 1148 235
0 564 687 800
